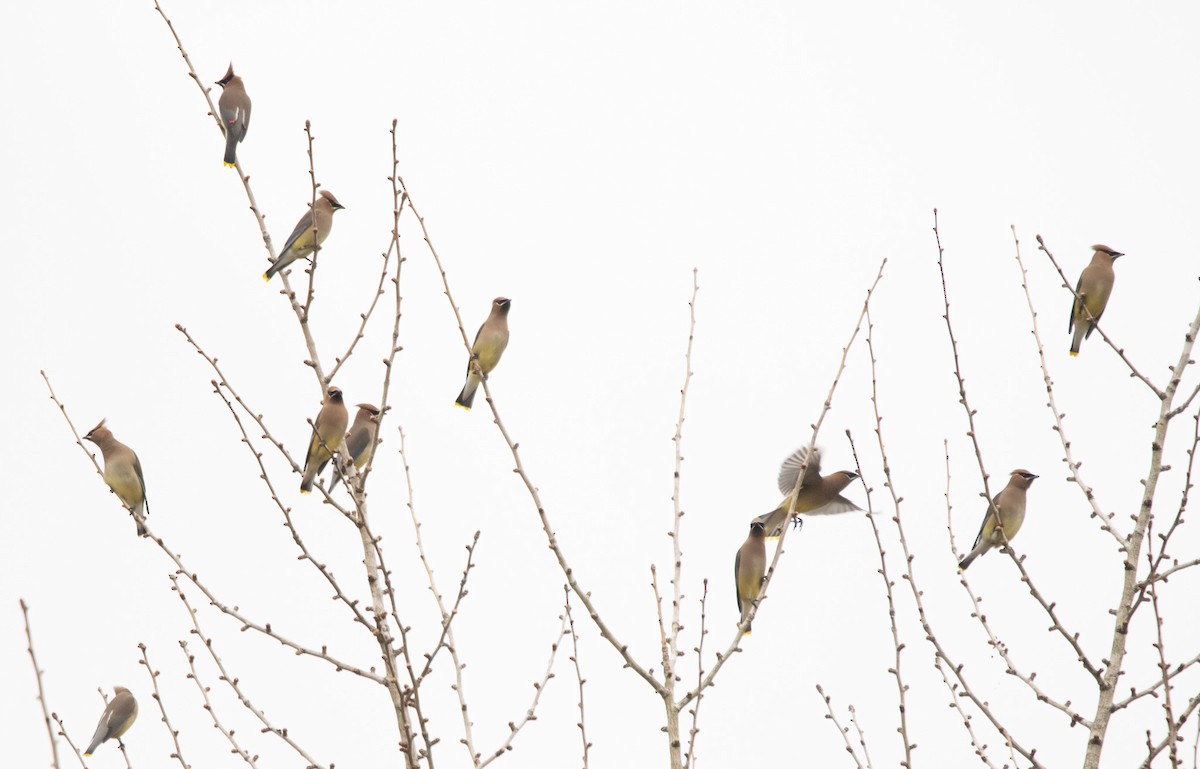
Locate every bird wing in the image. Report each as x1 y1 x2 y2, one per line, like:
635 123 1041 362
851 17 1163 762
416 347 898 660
970 494 1001 550
1068 275 1084 333
733 549 743 613
132 452 149 517
279 209 316 258
805 494 861 516
777 446 822 496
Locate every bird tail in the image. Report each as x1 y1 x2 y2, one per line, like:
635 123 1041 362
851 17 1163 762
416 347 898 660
455 376 480 410
1070 325 1086 356
300 465 315 494
84 739 101 757
958 551 978 571
224 130 240 167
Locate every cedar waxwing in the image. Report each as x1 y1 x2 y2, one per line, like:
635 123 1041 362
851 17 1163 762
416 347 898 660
754 446 861 538
329 403 380 492
263 190 346 281
958 469 1039 570
735 520 767 634
83 420 149 536
455 297 512 410
216 64 251 168
300 386 349 494
83 687 138 757
1069 244 1123 357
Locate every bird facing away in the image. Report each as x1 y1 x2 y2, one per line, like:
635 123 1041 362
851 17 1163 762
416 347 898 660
300 386 349 494
958 469 1039 571
754 446 861 538
263 190 346 281
84 686 138 757
83 420 149 536
329 403 381 492
216 63 251 168
735 520 767 634
455 297 512 410
1069 244 1123 357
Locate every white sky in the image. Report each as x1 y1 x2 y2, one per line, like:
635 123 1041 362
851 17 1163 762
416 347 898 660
3 1 1200 767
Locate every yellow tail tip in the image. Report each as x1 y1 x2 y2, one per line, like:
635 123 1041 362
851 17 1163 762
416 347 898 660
84 754 93 759
299 488 312 495
454 401 471 411
1069 351 1079 358
224 162 236 168
262 272 271 282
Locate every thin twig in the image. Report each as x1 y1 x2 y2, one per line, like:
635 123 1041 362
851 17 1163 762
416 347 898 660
170 575 329 768
477 613 570 769
563 587 591 769
815 685 867 769
1012 225 1127 547
402 178 666 696
684 580 707 769
680 259 887 712
21 600 61 769
51 713 90 769
179 641 259 767
138 644 190 769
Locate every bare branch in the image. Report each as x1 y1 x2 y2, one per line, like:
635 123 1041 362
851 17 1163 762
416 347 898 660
815 685 867 769
179 641 259 767
50 713 90 769
680 258 888 712
1011 225 1127 547
477 612 570 769
170 575 330 768
402 178 665 696
138 644 190 769
21 600 60 769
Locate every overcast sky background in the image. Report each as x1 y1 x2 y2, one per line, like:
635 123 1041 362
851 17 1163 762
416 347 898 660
3 2 1200 767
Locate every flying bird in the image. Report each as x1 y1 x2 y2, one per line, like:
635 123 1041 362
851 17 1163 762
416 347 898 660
754 446 861 538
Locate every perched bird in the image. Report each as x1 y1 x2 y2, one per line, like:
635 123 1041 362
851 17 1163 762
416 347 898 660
329 403 381 492
735 520 767 634
264 190 346 281
84 686 138 757
1069 244 1123 357
84 420 149 536
455 297 512 410
300 386 349 494
958 469 1039 571
216 64 251 168
754 446 861 538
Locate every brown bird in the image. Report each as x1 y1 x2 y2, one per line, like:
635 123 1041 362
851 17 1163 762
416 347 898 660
84 420 149 536
300 386 349 494
329 403 381 492
216 64 251 168
735 520 767 634
455 297 512 410
958 469 1039 570
1069 244 1123 357
754 446 861 538
264 190 346 281
84 686 138 757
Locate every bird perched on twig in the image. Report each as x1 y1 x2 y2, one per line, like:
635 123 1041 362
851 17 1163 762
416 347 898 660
84 420 149 536
84 686 138 757
455 297 512 410
216 63 251 168
1069 244 1123 357
958 469 1039 570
